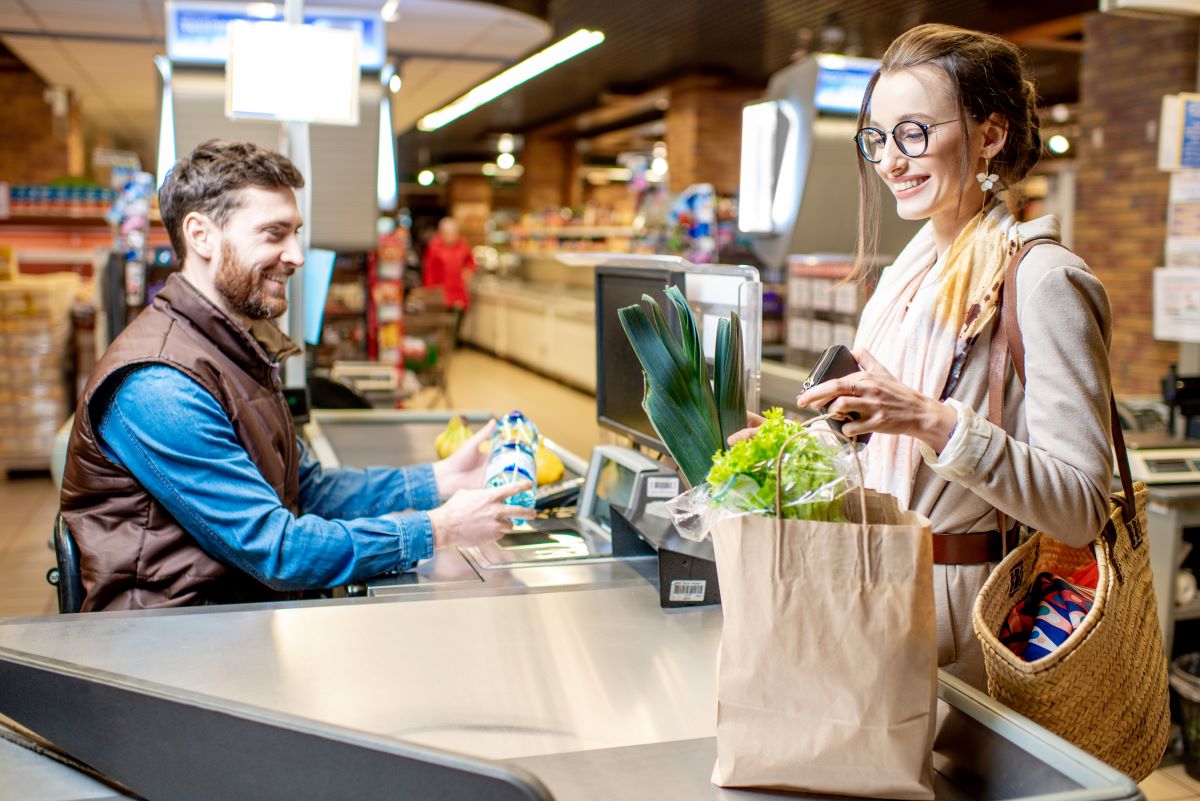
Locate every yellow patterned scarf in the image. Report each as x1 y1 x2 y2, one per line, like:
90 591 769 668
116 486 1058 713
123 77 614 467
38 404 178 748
854 200 1021 508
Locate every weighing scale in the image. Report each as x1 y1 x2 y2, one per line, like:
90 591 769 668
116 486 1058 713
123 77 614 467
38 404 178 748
1122 433 1200 484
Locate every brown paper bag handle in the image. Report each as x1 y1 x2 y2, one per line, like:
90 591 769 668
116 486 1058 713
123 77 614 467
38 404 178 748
774 417 872 580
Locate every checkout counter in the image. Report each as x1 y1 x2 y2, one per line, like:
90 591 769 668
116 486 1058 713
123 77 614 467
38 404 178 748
0 257 1154 800
0 582 1145 801
0 504 1153 792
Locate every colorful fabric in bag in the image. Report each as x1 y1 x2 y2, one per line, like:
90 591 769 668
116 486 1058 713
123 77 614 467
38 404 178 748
999 562 1098 660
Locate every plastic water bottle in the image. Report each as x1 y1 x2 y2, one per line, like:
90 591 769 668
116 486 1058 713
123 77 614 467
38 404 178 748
484 411 539 512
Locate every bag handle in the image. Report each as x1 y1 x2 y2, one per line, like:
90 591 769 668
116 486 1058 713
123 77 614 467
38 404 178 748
987 239 1139 543
774 418 872 581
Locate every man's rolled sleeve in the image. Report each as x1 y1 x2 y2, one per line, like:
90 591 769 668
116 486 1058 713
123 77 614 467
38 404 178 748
389 510 436 570
404 463 441 510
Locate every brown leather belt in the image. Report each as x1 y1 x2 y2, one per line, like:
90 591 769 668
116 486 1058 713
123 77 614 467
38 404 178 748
932 529 1019 565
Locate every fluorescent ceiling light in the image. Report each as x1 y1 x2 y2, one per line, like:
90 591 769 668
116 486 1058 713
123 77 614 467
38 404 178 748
378 65 399 211
380 0 401 22
417 29 605 131
247 2 278 19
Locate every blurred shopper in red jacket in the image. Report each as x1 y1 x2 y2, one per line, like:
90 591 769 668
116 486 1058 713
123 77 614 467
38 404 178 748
422 217 475 313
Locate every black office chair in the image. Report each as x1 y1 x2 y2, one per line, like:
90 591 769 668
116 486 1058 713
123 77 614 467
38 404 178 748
45 516 85 614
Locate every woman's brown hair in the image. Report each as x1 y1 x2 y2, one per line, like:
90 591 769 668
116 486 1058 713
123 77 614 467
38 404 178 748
852 24 1042 278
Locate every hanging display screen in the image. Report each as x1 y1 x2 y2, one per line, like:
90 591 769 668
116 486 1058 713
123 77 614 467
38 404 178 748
813 64 876 115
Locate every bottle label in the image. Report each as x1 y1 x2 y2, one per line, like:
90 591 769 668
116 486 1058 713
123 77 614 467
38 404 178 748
485 443 536 490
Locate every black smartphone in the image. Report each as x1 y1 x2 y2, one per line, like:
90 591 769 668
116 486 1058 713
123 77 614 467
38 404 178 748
801 345 871 443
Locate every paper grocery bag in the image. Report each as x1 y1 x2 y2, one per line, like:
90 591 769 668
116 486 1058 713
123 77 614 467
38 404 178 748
709 487 938 799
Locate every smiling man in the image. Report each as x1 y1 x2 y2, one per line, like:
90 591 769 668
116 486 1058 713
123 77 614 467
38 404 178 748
60 140 525 611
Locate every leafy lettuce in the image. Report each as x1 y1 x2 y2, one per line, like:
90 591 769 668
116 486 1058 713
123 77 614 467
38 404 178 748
706 408 845 521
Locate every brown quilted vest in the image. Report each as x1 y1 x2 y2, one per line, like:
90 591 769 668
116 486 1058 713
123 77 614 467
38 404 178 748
61 273 302 611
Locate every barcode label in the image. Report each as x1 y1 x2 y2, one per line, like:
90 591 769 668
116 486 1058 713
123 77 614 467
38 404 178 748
646 477 680 498
669 580 707 603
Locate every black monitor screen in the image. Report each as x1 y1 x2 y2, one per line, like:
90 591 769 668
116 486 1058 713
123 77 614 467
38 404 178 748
594 267 685 452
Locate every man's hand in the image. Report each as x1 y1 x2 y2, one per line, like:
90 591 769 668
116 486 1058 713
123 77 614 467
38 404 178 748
427 482 534 549
432 419 495 499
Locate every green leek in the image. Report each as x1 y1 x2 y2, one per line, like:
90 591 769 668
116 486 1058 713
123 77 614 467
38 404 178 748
617 286 747 487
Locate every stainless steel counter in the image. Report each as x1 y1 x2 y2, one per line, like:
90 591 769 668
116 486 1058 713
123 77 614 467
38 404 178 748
0 730 131 801
303 409 652 600
0 584 1141 801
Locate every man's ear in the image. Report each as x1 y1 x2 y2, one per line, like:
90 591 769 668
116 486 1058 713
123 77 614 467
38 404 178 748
181 211 217 261
980 113 1009 162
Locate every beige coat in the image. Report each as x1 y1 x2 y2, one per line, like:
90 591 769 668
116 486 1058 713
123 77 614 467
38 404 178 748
904 215 1114 689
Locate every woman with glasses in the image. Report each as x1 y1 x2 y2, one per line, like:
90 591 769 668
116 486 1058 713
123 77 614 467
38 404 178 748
795 24 1114 689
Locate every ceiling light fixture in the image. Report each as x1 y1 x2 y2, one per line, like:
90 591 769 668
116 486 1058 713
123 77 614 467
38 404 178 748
1047 134 1071 155
498 133 515 154
417 169 435 186
388 73 402 93
417 29 605 131
380 0 402 22
497 152 516 170
247 2 278 19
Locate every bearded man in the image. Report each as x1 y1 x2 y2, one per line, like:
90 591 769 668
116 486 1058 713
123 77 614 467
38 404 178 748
61 140 524 611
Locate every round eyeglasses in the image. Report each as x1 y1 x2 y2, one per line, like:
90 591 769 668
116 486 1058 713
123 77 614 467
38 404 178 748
854 119 958 163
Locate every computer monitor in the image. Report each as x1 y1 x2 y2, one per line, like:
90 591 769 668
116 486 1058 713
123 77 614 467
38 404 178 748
302 248 337 346
594 257 762 454
595 264 686 451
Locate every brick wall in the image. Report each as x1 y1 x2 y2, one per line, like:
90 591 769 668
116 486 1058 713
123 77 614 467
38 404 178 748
0 70 82 184
519 131 571 212
666 77 760 195
446 174 493 247
1075 12 1199 395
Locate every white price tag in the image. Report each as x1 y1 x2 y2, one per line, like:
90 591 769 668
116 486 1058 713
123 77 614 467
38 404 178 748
669 580 707 603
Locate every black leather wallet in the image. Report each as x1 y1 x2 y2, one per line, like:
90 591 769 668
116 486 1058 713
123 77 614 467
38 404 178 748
801 345 871 443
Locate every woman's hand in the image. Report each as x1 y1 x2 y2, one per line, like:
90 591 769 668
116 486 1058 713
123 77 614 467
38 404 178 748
725 411 766 446
794 349 957 452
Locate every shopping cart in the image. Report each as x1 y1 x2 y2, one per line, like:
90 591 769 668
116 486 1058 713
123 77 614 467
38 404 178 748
403 287 458 407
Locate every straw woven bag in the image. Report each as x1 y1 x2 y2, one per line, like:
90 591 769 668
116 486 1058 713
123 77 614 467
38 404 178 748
971 239 1170 781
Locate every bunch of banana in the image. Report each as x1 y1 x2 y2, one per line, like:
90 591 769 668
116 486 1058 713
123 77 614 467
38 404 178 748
434 416 472 459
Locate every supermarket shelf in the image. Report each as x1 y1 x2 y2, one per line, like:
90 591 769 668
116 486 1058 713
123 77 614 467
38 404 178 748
1 210 161 226
510 226 640 239
15 248 102 264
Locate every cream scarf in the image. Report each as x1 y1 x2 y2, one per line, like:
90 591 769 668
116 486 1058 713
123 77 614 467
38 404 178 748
853 201 1021 509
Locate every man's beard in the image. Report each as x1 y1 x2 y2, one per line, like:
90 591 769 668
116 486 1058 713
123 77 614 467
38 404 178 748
214 241 288 320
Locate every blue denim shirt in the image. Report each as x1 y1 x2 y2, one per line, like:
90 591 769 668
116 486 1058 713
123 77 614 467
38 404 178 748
96 365 438 591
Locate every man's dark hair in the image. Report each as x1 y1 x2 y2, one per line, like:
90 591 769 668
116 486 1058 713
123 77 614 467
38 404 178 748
159 139 305 259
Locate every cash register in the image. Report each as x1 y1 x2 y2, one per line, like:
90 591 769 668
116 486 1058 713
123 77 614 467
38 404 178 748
1120 366 1200 484
467 256 762 606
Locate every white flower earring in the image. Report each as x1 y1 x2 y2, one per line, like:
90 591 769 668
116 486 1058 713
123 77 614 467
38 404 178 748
977 161 999 192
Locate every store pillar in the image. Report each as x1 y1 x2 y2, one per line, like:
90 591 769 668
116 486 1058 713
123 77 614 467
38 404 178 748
446 174 493 248
519 131 572 212
665 77 761 195
1075 12 1200 395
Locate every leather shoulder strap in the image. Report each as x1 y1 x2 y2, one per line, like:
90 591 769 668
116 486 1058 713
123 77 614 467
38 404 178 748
991 238 1137 531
